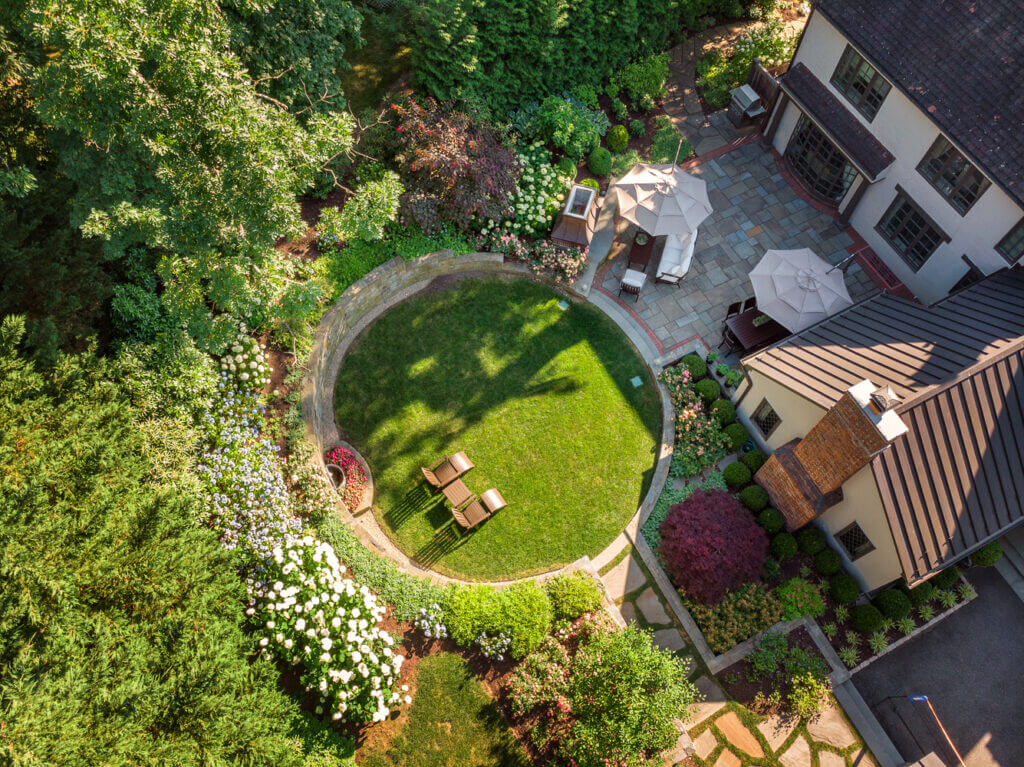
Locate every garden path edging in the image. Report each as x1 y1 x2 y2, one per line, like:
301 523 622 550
302 248 677 588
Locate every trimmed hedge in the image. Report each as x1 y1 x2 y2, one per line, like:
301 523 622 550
588 147 612 176
741 450 766 473
797 527 826 555
723 422 749 451
723 461 751 490
972 540 1003 567
606 124 629 153
694 378 720 404
874 588 912 620
828 573 860 604
680 353 706 381
757 508 785 536
545 571 603 620
710 399 735 426
813 549 842 576
850 603 885 635
739 485 769 512
770 532 798 562
932 565 960 590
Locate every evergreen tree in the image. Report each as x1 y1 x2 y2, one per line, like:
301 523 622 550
0 316 303 765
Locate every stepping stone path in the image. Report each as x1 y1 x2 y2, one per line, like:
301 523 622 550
691 677 727 725
637 587 672 624
713 751 740 767
619 601 638 625
602 554 648 599
807 704 858 749
756 713 799 752
692 729 717 761
779 735 812 767
819 751 846 767
653 628 687 652
714 711 763 758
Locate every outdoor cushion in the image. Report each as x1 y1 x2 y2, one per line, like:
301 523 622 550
657 231 696 280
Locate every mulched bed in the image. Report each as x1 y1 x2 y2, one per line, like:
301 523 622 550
718 625 823 717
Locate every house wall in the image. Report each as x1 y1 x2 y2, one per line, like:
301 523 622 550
771 11 1024 304
738 369 904 591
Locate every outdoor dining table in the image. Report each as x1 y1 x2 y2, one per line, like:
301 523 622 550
627 235 656 271
723 307 789 355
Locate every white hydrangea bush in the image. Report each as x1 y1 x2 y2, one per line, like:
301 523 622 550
481 142 570 239
246 536 410 723
220 331 270 391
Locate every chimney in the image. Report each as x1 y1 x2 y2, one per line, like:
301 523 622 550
755 380 908 530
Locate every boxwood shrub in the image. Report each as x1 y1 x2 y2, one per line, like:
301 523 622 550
628 118 645 137
588 147 612 176
828 573 860 604
931 565 960 590
680 352 706 381
724 422 749 451
904 580 935 607
695 378 720 404
556 156 577 177
797 527 826 555
971 540 1003 567
770 532 798 562
723 461 751 489
757 507 785 535
813 549 842 576
710 399 735 425
739 484 769 512
606 124 629 153
545 571 603 620
741 450 767 473
850 603 884 635
874 588 912 620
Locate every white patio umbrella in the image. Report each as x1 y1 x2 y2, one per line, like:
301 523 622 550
749 248 854 333
612 163 713 236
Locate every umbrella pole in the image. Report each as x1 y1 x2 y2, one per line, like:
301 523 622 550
673 138 683 166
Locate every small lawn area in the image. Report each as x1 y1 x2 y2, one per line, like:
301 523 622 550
333 278 660 580
358 652 529 767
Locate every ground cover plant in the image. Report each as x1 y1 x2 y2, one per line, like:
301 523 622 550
333 278 660 580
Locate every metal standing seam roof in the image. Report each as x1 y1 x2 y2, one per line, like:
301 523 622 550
779 63 896 180
815 0 1024 208
745 269 1024 583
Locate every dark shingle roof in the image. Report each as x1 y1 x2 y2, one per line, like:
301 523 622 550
816 0 1024 207
746 269 1024 583
779 63 896 180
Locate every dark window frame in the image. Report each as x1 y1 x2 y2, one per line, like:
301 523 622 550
917 135 991 215
950 255 984 293
830 45 891 122
784 113 858 204
752 398 782 438
996 219 1024 265
875 187 950 272
836 522 875 561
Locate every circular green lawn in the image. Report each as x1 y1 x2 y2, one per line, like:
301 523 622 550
333 277 661 581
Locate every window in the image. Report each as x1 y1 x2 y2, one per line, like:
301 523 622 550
830 45 891 121
917 136 990 214
836 522 874 561
784 114 857 203
752 399 781 438
876 190 949 271
996 219 1024 264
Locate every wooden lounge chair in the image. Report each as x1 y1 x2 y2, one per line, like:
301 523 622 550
421 451 474 490
451 489 508 531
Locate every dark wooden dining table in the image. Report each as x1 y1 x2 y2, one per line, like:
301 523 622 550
724 308 789 354
627 236 655 271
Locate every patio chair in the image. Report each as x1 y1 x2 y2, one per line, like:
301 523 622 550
725 300 743 320
421 450 474 490
451 489 508 531
654 231 696 285
741 295 758 312
618 268 647 302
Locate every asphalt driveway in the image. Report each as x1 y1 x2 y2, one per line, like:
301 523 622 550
853 567 1024 767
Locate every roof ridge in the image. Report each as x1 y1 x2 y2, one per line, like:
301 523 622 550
897 341 1024 412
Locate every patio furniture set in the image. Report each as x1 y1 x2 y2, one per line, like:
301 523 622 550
421 451 508 532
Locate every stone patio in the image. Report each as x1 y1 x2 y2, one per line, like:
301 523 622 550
596 141 880 354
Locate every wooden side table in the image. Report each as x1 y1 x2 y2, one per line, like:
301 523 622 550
627 236 655 271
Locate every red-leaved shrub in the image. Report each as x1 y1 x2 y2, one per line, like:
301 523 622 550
659 490 768 605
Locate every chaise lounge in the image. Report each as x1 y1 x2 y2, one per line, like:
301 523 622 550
655 231 697 285
451 488 508 531
421 451 474 489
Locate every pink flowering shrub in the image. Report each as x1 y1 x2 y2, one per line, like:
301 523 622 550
659 490 769 605
325 445 368 510
530 241 588 284
477 230 532 261
658 363 728 478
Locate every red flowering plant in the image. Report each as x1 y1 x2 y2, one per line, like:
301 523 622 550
324 445 368 510
389 98 520 233
658 363 727 478
659 489 769 605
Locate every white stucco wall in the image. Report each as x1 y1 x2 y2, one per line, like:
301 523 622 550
773 11 1024 304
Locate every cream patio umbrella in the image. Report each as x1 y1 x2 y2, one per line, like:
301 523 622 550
611 163 713 236
749 248 854 333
